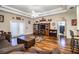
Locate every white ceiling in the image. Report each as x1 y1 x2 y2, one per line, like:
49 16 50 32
7 5 62 13
0 5 76 18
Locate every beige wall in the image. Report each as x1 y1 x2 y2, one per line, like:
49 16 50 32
0 8 77 38
77 6 79 30
0 11 33 34
34 8 77 38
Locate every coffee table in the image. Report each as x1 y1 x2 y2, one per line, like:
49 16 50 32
17 35 35 49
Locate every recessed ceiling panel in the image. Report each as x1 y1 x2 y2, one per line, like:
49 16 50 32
7 5 62 13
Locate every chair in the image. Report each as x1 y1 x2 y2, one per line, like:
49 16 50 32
4 32 12 42
70 30 79 53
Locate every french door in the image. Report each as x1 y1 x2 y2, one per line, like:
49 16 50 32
10 20 25 37
10 20 25 46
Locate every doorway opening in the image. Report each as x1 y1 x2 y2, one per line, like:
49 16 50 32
57 21 66 37
57 21 67 48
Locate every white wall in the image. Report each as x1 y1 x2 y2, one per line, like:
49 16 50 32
0 11 33 35
34 8 77 38
65 9 77 38
0 8 77 38
77 6 79 30
24 17 34 34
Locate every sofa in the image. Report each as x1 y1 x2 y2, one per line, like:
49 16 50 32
0 39 25 54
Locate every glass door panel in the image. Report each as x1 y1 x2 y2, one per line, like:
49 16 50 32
10 22 19 37
19 22 25 36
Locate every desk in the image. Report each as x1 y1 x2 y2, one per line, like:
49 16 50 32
49 29 57 37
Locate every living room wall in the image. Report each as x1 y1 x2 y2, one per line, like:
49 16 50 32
34 8 77 38
0 11 33 35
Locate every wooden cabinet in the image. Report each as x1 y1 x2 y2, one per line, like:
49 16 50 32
33 23 57 37
45 23 50 36
33 24 39 35
49 29 57 37
33 23 50 36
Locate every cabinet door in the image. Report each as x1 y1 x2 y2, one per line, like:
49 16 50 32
45 23 50 36
33 24 39 35
45 29 49 35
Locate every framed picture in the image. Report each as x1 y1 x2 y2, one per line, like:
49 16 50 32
28 21 31 24
16 17 21 20
40 17 46 22
0 15 4 22
72 19 77 26
48 19 52 21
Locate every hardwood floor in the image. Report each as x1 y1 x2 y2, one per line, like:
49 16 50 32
26 35 73 54
58 36 72 54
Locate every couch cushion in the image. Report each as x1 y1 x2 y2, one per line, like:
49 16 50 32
0 44 24 54
0 40 11 49
9 51 24 54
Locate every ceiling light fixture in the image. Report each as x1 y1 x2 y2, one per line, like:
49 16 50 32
31 10 39 18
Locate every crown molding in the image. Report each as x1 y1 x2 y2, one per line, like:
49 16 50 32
0 5 69 18
39 7 63 14
37 9 67 18
33 7 68 18
0 5 31 18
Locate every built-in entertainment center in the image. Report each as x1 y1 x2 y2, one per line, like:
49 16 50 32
33 23 57 37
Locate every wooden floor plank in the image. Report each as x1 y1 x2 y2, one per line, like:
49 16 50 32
27 35 76 54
